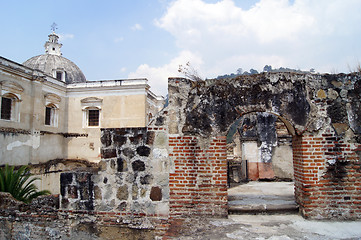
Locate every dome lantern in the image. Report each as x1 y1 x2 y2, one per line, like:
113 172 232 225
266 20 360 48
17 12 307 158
23 29 87 84
45 32 62 56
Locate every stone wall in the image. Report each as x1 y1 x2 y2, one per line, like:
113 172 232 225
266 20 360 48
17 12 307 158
59 126 170 225
1 72 361 239
167 72 361 219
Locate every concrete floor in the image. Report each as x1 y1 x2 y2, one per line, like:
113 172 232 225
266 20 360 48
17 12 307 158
170 214 361 239
164 182 361 239
228 181 298 213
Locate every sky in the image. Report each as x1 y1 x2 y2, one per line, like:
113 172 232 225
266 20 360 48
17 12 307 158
1 0 361 96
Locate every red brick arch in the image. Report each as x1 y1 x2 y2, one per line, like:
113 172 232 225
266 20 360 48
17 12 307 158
168 74 361 219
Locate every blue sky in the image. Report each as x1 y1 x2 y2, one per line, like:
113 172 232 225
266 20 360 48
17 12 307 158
1 0 361 96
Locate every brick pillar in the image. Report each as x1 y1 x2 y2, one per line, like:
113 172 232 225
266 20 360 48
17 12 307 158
293 133 361 219
293 134 323 217
169 136 228 218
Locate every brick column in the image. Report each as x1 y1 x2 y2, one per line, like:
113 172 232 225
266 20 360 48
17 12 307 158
169 136 228 218
293 133 361 219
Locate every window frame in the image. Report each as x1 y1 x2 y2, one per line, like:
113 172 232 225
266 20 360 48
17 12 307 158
1 96 12 120
44 93 61 127
81 97 103 128
44 103 58 127
0 93 20 122
87 108 100 127
52 69 65 82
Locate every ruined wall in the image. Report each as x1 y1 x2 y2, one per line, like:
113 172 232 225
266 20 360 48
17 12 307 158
0 192 166 239
167 72 361 219
1 71 361 240
66 93 149 162
59 127 170 224
169 136 228 217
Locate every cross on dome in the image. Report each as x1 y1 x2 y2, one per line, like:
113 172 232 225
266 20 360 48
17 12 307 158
51 22 58 33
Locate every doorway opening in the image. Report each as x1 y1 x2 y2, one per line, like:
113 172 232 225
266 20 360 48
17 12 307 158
226 112 297 214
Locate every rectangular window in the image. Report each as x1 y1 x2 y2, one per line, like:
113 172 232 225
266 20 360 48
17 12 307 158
1 97 12 120
88 109 99 126
45 107 51 125
56 72 62 81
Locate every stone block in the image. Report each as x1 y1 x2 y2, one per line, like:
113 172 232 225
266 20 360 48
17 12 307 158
129 134 144 145
132 185 139 200
154 132 168 147
116 185 128 200
317 89 326 99
110 159 116 169
101 130 112 147
122 148 135 158
332 123 350 135
113 135 127 146
150 186 162 201
101 148 117 159
146 131 155 145
140 174 153 185
132 160 145 171
140 188 147 198
94 186 102 200
136 146 151 156
117 157 127 172
79 185 90 200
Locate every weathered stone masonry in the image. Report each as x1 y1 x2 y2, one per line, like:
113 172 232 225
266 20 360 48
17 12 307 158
167 73 361 219
1 72 361 239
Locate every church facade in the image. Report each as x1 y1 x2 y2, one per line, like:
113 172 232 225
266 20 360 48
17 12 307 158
0 32 164 193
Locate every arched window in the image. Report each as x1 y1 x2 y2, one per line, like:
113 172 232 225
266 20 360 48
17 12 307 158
44 93 61 127
0 81 23 122
45 103 58 127
1 93 20 121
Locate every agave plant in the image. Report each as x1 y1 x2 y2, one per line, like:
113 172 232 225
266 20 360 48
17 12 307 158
0 164 50 203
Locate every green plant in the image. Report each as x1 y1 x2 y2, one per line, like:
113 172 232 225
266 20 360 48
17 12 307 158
0 164 50 203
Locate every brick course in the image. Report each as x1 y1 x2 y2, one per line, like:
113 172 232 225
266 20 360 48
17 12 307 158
293 133 361 219
169 136 228 218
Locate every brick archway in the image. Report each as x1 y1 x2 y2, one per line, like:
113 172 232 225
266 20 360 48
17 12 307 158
226 111 295 181
168 73 361 219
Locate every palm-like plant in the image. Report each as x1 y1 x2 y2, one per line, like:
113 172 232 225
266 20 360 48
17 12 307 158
0 164 50 203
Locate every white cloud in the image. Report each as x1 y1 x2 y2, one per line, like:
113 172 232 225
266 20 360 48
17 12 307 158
128 50 203 96
131 23 143 31
135 0 361 95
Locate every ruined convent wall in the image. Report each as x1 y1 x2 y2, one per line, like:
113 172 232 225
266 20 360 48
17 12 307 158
1 72 361 239
167 72 361 219
59 72 361 220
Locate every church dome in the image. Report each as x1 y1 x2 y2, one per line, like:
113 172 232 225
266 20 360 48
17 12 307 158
23 32 86 84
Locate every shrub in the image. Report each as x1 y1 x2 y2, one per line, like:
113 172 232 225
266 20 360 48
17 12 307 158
0 164 50 203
